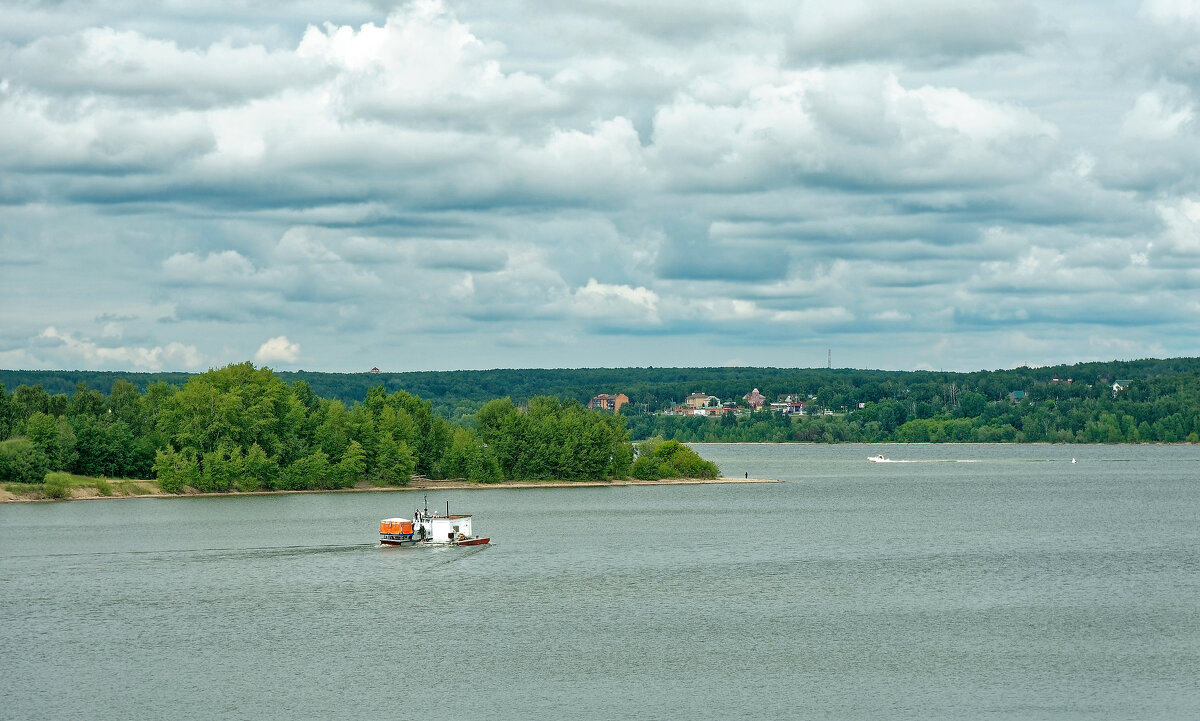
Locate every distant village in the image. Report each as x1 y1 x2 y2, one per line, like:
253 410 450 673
589 375 1135 418
588 389 840 417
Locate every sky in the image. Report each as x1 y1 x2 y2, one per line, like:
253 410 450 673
2 0 1199 374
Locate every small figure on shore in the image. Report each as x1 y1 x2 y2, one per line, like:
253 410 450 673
744 472 748 479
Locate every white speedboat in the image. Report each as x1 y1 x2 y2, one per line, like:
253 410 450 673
867 453 892 463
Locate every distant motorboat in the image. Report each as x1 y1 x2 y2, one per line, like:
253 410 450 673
868 454 893 463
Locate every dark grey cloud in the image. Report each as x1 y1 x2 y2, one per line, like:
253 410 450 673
786 0 1041 67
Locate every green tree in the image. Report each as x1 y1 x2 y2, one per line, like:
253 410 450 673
336 439 367 488
281 450 335 490
153 446 199 493
0 383 17 440
0 437 51 483
26 412 65 469
67 382 106 419
440 427 500 483
240 442 279 492
373 433 416 486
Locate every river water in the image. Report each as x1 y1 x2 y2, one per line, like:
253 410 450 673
2 444 1198 720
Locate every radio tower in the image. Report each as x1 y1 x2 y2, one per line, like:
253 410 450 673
827 349 831 369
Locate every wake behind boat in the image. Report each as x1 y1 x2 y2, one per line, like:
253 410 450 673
380 497 490 547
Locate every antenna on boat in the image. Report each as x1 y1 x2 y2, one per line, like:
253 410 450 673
446 500 450 518
423 495 428 516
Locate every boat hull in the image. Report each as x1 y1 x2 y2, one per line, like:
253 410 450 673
379 536 490 547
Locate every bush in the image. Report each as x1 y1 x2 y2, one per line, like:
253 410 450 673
95 478 113 496
631 438 719 480
43 473 71 499
0 438 50 484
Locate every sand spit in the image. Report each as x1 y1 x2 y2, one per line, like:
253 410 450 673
2 477 780 503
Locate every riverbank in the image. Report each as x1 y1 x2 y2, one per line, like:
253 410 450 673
1 476 780 503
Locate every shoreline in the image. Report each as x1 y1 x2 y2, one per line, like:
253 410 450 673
1 476 780 503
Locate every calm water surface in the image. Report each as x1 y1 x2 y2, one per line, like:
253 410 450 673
2 444 1198 720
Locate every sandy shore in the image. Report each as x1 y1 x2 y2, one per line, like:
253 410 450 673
1 476 780 503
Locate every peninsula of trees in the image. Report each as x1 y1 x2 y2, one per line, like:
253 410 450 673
0 362 720 490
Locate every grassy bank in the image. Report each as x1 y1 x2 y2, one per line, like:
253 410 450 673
3 473 160 502
2 475 778 502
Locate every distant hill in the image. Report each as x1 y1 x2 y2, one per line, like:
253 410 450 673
4 358 1199 421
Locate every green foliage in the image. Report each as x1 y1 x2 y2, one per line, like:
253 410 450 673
70 415 134 477
0 437 51 484
153 446 198 494
95 478 113 496
3 359 1198 498
281 450 335 490
239 442 277 492
440 427 501 483
474 397 633 481
632 438 719 480
337 439 367 488
372 433 416 486
43 472 71 499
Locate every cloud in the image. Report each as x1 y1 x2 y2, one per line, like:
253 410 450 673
37 327 204 371
5 27 314 107
569 278 661 327
2 0 1198 374
254 335 301 364
648 69 1058 194
786 0 1040 67
296 1 558 126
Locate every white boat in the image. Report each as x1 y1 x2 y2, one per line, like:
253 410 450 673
379 498 489 547
867 453 892 463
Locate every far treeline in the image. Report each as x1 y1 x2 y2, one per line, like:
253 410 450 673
0 363 717 488
2 357 1199 446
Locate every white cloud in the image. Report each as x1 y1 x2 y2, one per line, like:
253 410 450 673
1121 92 1194 140
162 250 258 284
570 278 661 324
297 0 557 124
1140 0 1200 25
254 335 301 364
648 69 1059 191
38 326 204 371
1157 197 1200 254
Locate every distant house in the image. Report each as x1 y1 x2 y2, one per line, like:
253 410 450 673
368 367 381 374
1009 390 1026 402
685 392 721 409
588 393 629 413
744 388 766 410
1112 380 1132 395
772 393 807 415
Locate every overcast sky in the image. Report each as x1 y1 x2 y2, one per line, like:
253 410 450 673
2 0 1198 374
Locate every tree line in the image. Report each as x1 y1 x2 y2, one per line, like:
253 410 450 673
620 366 1200 444
2 358 1197 487
4 357 1199 427
1 362 719 488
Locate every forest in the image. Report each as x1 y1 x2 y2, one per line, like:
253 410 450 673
1 357 1197 488
0 363 645 488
